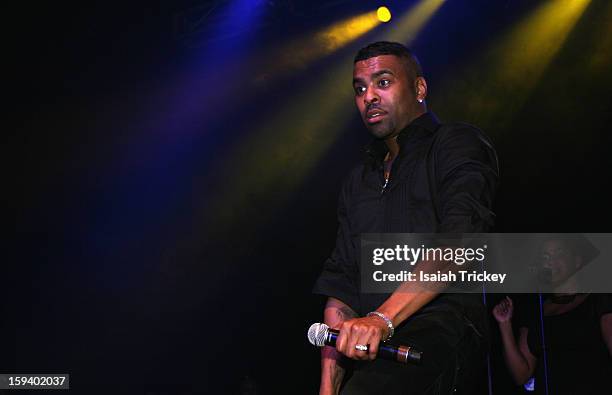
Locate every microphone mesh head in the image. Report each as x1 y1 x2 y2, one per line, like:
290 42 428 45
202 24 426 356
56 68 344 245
307 323 329 347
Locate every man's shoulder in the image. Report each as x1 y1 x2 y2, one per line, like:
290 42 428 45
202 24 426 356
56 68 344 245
437 121 488 138
434 121 496 151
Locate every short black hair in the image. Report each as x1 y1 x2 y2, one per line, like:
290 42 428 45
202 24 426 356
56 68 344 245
354 41 423 80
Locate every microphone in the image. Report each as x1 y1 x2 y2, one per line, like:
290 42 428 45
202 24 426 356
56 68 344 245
307 323 422 365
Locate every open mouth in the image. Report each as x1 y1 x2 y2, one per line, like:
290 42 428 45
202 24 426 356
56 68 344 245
366 110 387 122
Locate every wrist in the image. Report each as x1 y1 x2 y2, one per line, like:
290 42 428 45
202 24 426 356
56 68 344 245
498 320 513 330
374 307 401 329
367 311 395 340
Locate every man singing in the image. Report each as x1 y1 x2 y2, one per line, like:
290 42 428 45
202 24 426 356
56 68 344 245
313 41 499 394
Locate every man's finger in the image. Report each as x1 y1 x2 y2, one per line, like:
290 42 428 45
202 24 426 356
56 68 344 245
367 327 383 360
347 323 368 359
335 321 351 355
353 336 370 360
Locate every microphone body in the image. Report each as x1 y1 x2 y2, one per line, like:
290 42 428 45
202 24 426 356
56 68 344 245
308 323 422 365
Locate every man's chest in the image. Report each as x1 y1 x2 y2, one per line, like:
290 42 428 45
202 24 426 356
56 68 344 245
346 148 437 234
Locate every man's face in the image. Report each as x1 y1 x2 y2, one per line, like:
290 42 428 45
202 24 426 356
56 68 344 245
353 55 419 139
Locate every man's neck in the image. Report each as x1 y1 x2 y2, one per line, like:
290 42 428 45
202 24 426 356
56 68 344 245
384 136 400 161
383 110 427 160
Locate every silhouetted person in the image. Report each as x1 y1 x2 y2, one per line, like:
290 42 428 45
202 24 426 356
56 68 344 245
493 237 612 394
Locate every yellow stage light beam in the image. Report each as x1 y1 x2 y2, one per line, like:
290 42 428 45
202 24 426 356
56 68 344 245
252 10 381 84
384 0 445 42
208 61 355 230
317 11 381 52
433 0 591 130
494 0 590 92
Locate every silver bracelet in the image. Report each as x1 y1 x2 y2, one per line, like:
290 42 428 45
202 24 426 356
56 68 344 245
366 311 394 340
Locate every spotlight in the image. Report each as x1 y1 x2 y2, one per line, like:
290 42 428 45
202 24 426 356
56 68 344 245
377 6 392 23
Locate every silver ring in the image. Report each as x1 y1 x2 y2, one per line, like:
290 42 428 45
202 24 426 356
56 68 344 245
355 344 368 352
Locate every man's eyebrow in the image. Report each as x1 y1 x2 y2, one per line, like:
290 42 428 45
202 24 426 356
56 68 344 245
352 69 395 85
372 69 394 79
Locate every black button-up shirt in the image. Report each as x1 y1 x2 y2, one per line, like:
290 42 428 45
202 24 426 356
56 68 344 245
313 112 499 316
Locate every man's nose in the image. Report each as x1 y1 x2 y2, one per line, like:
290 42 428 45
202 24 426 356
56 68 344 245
364 87 379 104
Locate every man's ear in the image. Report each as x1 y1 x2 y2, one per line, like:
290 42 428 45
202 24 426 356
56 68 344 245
415 77 427 101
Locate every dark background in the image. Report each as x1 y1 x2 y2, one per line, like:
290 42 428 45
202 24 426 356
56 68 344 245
7 0 612 393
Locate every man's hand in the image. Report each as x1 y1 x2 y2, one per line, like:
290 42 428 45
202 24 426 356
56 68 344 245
492 296 514 323
334 315 390 360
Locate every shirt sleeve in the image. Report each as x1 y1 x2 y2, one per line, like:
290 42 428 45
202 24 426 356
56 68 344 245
312 173 361 314
434 124 499 233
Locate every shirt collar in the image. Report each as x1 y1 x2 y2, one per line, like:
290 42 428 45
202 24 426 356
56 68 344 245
365 111 441 165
